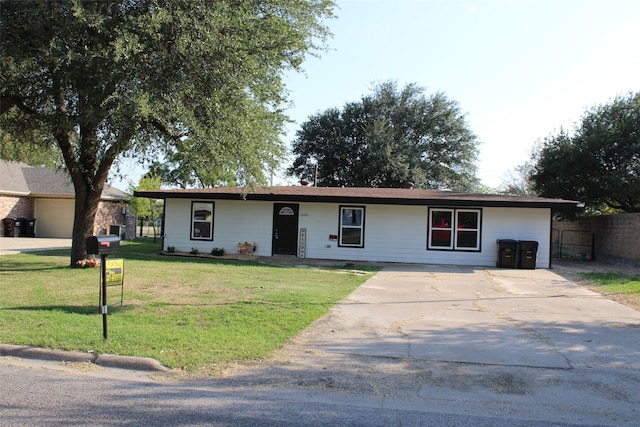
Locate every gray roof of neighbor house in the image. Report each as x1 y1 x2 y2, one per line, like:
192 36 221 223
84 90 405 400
0 160 129 200
134 186 581 210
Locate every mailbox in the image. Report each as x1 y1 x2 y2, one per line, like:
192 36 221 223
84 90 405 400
86 235 120 255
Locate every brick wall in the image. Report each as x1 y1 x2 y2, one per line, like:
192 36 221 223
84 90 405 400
94 201 124 236
553 212 640 267
93 201 136 239
0 195 34 236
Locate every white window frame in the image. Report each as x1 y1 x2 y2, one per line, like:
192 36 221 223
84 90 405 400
428 208 481 251
338 206 365 248
454 209 481 250
191 201 214 241
428 208 454 250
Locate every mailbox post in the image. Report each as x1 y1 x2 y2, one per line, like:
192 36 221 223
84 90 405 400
86 235 120 339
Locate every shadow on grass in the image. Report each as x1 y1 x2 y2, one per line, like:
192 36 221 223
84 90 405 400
6 305 98 315
0 259 70 272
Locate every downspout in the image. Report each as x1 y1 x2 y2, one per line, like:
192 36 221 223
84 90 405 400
160 198 166 251
548 208 553 268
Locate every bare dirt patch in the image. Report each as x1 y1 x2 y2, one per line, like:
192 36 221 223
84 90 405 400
584 285 640 311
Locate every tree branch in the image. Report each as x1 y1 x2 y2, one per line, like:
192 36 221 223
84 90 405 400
0 95 37 116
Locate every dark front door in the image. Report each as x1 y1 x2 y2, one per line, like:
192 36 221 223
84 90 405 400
272 203 299 255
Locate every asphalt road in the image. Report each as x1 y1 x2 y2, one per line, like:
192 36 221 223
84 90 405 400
1 255 639 426
0 361 582 427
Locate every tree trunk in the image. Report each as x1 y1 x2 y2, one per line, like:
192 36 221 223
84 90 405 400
56 116 116 267
70 185 102 267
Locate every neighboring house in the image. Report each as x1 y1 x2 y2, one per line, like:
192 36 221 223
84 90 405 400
0 160 130 238
134 185 580 268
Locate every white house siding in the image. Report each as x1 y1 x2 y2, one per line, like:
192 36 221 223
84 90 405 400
300 203 429 263
482 207 551 268
163 199 273 256
299 204 550 268
164 199 552 268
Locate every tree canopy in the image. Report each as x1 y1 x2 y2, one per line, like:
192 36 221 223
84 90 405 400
0 106 63 168
288 81 480 190
147 144 238 189
0 0 334 265
531 92 640 213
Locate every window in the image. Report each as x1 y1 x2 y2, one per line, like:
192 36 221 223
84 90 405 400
429 209 453 249
191 202 214 240
339 206 365 247
428 208 481 251
455 210 480 249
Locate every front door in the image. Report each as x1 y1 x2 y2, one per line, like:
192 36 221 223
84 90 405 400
272 203 299 255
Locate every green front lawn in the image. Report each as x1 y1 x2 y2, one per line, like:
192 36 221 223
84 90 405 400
580 272 640 294
0 240 375 373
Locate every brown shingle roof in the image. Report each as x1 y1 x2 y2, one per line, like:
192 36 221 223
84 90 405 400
0 160 129 200
0 160 30 195
134 186 581 209
21 165 74 196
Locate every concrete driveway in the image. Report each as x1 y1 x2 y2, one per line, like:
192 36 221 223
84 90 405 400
307 264 639 369
227 262 640 426
0 237 72 255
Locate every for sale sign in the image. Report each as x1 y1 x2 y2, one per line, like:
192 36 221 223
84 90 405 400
105 259 124 285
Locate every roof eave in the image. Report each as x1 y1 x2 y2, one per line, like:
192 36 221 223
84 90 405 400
133 190 581 210
0 190 32 197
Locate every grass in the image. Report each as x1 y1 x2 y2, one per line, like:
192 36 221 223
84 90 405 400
0 240 375 373
580 272 640 294
579 271 640 311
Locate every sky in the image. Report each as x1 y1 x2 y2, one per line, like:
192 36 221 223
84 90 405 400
110 0 640 190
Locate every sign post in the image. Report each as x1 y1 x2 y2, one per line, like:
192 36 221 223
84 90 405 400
100 254 108 338
86 235 121 340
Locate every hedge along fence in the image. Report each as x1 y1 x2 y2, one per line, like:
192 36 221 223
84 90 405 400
553 212 640 266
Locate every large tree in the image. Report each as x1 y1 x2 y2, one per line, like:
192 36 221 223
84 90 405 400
531 92 640 213
0 110 63 168
1 0 334 266
289 81 480 190
147 142 238 189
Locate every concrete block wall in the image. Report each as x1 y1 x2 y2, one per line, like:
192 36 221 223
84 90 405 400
553 212 640 267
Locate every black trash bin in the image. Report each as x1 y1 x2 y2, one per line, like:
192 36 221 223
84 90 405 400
19 218 36 237
3 218 19 237
518 240 538 269
497 239 519 268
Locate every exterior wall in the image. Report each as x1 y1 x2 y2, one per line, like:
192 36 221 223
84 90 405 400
0 195 34 236
3 197 133 239
484 207 552 268
94 200 129 237
163 198 553 268
164 199 274 256
299 204 550 268
553 213 640 267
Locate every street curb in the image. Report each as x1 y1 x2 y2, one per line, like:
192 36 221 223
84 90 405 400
95 353 169 372
0 344 168 372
